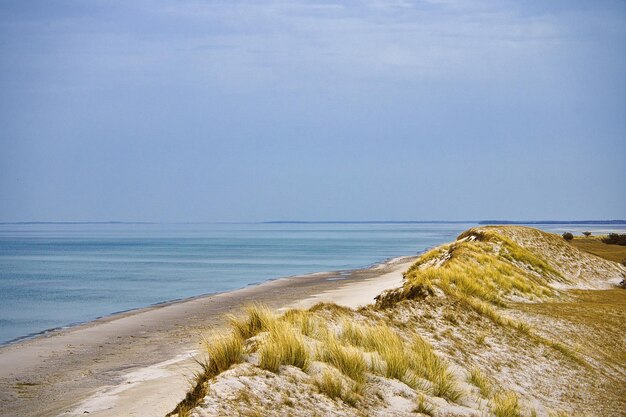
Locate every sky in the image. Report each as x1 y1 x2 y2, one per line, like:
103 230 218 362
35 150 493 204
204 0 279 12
0 0 625 222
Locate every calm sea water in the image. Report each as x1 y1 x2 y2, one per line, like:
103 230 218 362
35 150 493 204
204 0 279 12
1 222 624 345
0 222 472 344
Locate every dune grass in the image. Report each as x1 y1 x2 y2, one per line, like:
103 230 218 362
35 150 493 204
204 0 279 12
340 321 409 381
380 232 554 312
259 324 309 372
281 308 315 336
166 331 244 416
458 228 562 277
309 302 353 316
491 390 521 417
315 369 343 399
318 337 368 383
411 335 463 401
337 319 462 401
468 367 492 398
414 394 435 416
228 304 276 340
374 229 586 364
204 332 244 376
314 368 361 406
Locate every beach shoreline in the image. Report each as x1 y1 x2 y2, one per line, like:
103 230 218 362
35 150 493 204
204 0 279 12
0 254 417 417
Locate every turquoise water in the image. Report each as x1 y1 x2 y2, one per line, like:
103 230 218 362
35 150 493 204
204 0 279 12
1 222 624 345
0 222 474 344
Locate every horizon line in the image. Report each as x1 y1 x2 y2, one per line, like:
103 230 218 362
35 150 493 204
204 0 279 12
1 220 625 225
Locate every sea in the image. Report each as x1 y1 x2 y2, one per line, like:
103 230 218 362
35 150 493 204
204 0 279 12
1 221 624 345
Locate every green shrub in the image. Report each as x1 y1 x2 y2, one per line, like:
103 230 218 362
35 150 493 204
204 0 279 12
562 232 574 241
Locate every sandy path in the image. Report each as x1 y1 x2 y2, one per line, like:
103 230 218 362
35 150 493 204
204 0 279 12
0 256 415 417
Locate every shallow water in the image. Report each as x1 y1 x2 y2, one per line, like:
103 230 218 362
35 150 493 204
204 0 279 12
1 222 624 344
0 222 472 344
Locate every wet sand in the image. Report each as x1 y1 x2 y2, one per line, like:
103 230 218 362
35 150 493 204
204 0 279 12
0 255 416 417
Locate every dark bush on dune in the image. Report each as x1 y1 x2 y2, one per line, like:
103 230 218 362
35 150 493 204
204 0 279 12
583 231 591 237
562 232 574 241
603 233 626 246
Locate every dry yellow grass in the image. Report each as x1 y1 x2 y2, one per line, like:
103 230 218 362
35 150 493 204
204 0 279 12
259 325 309 372
468 367 492 398
166 331 244 416
204 331 244 376
413 394 435 416
314 369 343 399
318 337 367 383
516 289 626 411
228 304 276 340
313 367 361 406
281 308 315 336
410 335 462 401
379 231 555 313
340 321 409 380
491 390 521 417
568 236 626 264
338 319 462 400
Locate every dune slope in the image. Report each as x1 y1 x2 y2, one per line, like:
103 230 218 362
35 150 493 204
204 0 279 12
173 226 626 417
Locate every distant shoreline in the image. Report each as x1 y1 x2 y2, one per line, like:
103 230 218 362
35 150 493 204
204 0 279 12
1 220 625 225
478 220 626 225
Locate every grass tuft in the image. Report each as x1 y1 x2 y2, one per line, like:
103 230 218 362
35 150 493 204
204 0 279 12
204 331 244 376
340 321 409 381
259 325 309 372
413 394 435 416
411 335 463 401
314 367 362 407
319 338 367 383
166 331 243 416
309 302 353 316
468 367 492 398
315 369 344 400
281 308 315 336
491 390 521 417
228 304 275 340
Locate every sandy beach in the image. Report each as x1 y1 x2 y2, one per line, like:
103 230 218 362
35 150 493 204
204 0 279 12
0 255 416 417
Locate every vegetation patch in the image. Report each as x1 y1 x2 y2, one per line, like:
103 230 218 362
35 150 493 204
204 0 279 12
491 390 521 417
468 367 492 398
259 325 310 372
568 235 626 264
318 338 367 383
170 226 625 417
228 304 276 340
602 233 626 246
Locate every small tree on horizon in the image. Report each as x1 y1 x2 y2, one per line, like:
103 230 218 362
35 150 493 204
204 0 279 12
583 231 592 237
562 232 574 241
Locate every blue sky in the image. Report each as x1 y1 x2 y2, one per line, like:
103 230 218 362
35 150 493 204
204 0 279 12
1 0 625 222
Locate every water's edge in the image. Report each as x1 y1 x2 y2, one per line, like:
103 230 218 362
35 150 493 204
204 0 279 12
0 252 420 348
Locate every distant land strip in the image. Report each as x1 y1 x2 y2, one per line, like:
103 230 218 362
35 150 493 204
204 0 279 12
478 220 626 225
266 220 626 225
